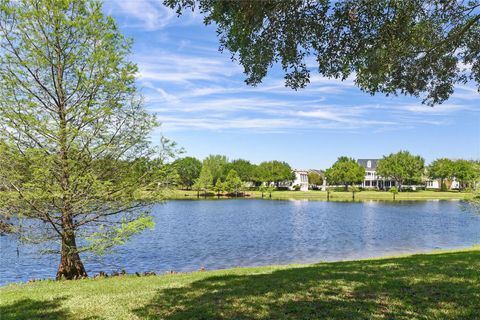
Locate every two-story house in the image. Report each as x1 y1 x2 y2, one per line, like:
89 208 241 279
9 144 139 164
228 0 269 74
289 169 309 191
357 159 396 190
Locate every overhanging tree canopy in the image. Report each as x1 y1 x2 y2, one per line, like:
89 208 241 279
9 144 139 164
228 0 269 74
165 0 480 105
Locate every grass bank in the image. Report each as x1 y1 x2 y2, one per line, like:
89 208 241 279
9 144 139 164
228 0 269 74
167 189 473 201
1 248 479 319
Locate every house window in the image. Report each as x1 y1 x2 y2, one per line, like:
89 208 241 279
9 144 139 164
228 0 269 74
367 160 371 168
366 181 370 186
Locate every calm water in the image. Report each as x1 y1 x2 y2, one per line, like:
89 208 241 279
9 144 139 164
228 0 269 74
1 200 479 285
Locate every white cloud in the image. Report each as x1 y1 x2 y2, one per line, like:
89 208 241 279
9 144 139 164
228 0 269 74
104 0 176 30
451 85 479 101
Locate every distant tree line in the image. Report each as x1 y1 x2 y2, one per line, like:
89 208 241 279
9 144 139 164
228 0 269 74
325 151 479 192
172 155 295 197
170 151 479 195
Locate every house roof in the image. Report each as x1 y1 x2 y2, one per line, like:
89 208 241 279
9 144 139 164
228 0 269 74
357 159 380 170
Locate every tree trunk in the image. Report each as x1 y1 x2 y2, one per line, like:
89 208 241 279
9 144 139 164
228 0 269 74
56 229 87 280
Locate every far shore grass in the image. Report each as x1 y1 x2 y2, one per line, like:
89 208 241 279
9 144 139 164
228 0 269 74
1 247 479 319
166 189 474 201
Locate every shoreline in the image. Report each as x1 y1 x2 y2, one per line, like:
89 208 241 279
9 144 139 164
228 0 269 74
164 189 473 202
2 246 477 287
2 247 479 319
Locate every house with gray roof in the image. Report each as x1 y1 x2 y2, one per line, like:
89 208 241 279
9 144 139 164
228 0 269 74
357 159 396 190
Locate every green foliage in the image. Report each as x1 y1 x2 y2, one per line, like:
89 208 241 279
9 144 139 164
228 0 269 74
428 158 455 191
193 167 213 193
224 169 242 194
325 157 365 190
349 185 360 199
389 187 399 194
166 0 480 105
213 179 225 195
266 185 276 198
307 171 323 187
256 161 294 184
452 159 479 189
428 158 455 181
349 185 360 193
202 155 228 184
389 186 399 200
0 0 174 278
173 157 202 189
84 214 154 255
226 159 257 182
377 151 425 190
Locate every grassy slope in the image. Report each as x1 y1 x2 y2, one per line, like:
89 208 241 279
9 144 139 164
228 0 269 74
1 248 479 320
168 189 473 201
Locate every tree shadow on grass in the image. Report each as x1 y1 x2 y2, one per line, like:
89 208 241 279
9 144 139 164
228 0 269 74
133 251 480 319
0 297 70 320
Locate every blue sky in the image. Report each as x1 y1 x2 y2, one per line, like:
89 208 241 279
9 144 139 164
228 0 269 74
103 0 479 169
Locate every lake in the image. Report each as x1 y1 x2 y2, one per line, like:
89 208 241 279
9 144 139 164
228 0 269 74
1 199 479 285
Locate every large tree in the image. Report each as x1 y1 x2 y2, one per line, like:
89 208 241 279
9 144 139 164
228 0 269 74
377 151 425 191
0 0 169 279
224 169 242 196
226 159 257 182
307 171 323 188
202 154 228 184
173 156 202 189
256 160 295 186
193 166 213 198
325 157 365 190
452 159 479 189
428 158 455 190
166 0 480 105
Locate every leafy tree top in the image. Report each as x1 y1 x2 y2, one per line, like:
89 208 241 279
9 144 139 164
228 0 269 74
166 0 480 105
256 160 294 183
307 171 323 186
224 169 242 192
428 158 455 180
452 159 479 183
377 151 425 186
173 156 202 188
202 154 228 184
226 159 257 182
194 166 213 190
325 157 365 187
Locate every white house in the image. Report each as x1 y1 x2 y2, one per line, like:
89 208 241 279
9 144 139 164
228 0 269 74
357 159 396 190
289 169 309 191
425 178 460 190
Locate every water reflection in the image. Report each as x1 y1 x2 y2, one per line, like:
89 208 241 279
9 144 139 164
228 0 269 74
1 200 479 285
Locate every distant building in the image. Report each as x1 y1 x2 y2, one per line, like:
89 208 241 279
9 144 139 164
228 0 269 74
425 178 460 190
289 169 309 191
357 159 396 190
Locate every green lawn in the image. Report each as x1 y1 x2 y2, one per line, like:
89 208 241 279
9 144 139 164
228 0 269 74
1 248 479 320
168 189 473 201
